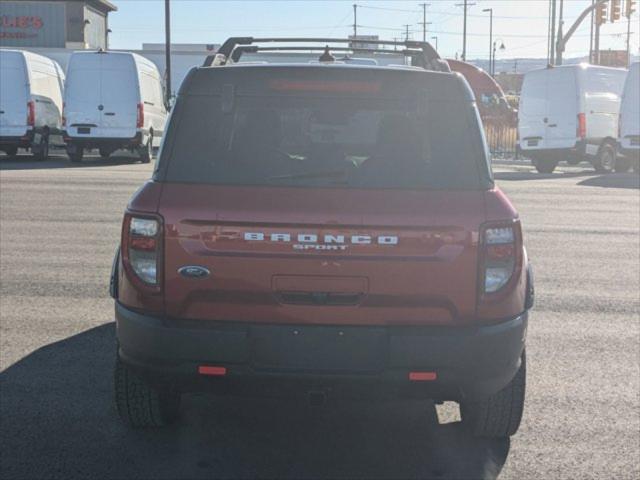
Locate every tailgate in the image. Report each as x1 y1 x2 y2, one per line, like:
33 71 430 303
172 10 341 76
160 184 485 327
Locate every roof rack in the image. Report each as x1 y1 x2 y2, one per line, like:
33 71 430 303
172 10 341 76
203 37 450 73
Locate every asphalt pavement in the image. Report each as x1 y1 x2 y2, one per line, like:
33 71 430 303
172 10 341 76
1 152 639 479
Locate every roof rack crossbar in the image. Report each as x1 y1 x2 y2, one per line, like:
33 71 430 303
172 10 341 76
229 46 427 63
204 37 449 72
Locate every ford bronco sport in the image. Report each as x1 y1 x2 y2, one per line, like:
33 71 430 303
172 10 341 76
111 38 533 438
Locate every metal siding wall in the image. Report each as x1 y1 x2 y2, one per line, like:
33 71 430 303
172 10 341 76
0 1 66 48
83 6 105 49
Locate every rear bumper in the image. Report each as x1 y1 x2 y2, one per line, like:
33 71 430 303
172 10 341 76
116 302 528 401
64 131 146 149
0 131 33 148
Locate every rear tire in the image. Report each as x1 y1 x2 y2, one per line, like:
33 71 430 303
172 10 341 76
99 148 113 159
566 155 581 165
593 143 616 173
460 351 526 438
614 155 631 173
532 156 558 173
114 356 180 428
68 147 83 163
4 146 18 156
32 132 49 161
139 135 152 164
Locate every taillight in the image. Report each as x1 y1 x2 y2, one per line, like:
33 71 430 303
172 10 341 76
27 100 35 127
480 222 520 294
136 102 144 129
62 102 66 127
122 213 162 289
577 113 586 139
618 113 621 139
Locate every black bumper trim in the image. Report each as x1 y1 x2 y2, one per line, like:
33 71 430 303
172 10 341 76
116 302 527 400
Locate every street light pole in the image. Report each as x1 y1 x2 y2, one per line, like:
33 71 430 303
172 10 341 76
483 8 493 75
164 0 172 109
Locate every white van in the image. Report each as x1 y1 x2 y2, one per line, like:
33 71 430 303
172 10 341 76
0 49 65 160
618 62 639 172
518 64 627 173
63 51 167 163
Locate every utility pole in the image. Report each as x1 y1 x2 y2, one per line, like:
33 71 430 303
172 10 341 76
353 4 358 38
589 0 595 63
403 24 411 42
550 0 557 64
419 3 430 42
556 0 565 64
483 8 493 76
455 0 475 61
164 0 171 109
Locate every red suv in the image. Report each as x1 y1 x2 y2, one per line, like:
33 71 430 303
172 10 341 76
111 38 533 438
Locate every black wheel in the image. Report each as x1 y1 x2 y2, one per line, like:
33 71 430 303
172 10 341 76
460 351 526 438
593 143 616 173
632 158 639 173
614 155 631 173
99 148 113 159
114 356 180 428
139 135 152 164
32 132 49 161
566 155 581 165
532 156 558 173
4 146 18 156
68 147 83 163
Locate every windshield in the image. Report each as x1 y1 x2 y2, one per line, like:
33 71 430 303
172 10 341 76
161 92 489 190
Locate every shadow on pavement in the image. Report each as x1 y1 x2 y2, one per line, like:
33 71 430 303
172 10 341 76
0 324 509 480
493 170 596 181
0 153 144 170
578 173 640 190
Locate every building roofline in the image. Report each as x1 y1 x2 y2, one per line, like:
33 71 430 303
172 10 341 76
87 0 118 12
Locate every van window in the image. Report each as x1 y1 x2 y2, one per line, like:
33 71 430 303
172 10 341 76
161 92 489 190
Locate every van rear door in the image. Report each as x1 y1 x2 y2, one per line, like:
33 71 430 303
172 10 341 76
99 55 138 138
518 70 547 149
0 53 28 137
65 54 102 136
545 68 577 148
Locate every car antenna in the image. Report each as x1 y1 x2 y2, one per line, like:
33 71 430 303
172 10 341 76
319 45 335 63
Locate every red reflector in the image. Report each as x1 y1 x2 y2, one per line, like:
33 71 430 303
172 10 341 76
130 236 156 251
409 371 437 381
269 79 381 93
486 244 515 260
577 113 586 139
198 366 227 376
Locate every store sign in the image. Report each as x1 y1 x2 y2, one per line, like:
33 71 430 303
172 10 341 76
0 2 64 47
0 16 44 40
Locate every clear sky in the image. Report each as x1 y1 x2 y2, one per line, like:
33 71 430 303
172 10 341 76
108 0 639 60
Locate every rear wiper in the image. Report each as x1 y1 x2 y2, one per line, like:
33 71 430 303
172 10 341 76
267 170 347 181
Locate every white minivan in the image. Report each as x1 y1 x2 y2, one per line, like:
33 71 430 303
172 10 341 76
64 51 167 163
618 62 639 172
518 64 627 173
0 49 65 160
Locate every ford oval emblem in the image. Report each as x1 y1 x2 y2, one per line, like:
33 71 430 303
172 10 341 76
178 266 210 279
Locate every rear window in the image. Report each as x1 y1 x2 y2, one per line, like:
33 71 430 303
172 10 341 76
158 72 491 190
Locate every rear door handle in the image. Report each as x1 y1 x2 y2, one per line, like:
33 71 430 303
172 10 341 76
104 112 115 116
548 124 557 127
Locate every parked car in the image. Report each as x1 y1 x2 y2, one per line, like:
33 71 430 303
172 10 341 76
0 49 65 160
111 38 534 438
618 62 639 173
63 51 167 163
518 64 627 173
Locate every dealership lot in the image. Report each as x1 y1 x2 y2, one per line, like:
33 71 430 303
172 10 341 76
1 153 638 479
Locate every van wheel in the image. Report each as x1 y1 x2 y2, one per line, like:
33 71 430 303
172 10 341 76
532 156 558 173
139 136 152 164
32 132 49 161
632 159 639 173
68 148 83 163
99 148 114 159
593 143 616 173
460 351 526 438
614 156 631 173
4 146 18 156
566 155 581 165
114 356 180 428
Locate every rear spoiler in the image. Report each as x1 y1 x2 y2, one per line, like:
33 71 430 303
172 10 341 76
203 37 450 73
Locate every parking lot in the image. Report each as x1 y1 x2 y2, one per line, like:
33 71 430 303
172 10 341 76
1 152 639 479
